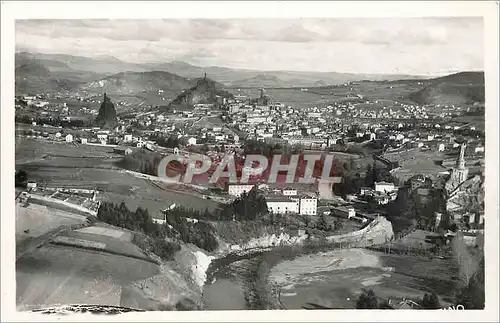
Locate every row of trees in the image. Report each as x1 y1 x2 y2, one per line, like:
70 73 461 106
243 139 303 158
97 202 180 260
218 188 268 221
116 150 164 176
98 201 221 253
332 160 394 198
165 208 219 252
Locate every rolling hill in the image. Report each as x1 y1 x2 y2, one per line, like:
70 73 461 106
15 61 79 95
16 52 147 75
408 71 484 106
229 75 287 88
80 71 194 98
149 60 427 87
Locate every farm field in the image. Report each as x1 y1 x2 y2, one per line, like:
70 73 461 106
55 228 149 261
15 203 87 245
15 138 222 218
75 225 133 241
16 138 119 163
388 230 437 250
16 244 160 310
385 149 448 182
228 80 423 111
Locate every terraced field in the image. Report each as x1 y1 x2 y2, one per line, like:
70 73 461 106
16 244 160 310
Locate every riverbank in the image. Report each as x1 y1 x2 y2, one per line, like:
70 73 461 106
263 247 460 310
201 216 394 310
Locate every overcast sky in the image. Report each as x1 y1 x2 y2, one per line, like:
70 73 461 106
15 18 484 75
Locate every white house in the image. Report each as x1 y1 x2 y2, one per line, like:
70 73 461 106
475 146 485 154
332 206 355 219
26 181 37 189
124 134 133 142
298 197 317 216
152 214 166 225
374 181 396 193
267 197 299 214
65 134 73 143
438 143 445 152
187 137 197 146
228 184 255 197
282 188 298 196
360 187 373 196
80 138 88 144
97 133 108 141
55 132 62 138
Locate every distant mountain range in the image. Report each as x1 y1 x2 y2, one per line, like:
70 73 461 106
14 52 484 108
15 52 428 90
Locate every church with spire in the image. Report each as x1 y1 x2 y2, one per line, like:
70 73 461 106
447 141 469 191
444 140 485 228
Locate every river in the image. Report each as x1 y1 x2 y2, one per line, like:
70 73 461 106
202 248 458 310
203 257 258 310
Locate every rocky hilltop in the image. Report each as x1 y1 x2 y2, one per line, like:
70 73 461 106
167 76 234 110
95 93 118 129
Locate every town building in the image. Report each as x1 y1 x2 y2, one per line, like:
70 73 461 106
374 181 396 194
298 196 317 215
113 147 133 155
282 188 298 196
26 181 37 189
228 184 255 197
124 134 133 142
266 196 299 214
187 137 197 146
331 206 356 219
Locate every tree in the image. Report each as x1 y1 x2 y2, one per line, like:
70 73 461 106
365 164 375 188
15 170 28 187
421 292 441 309
451 232 479 286
315 214 331 231
303 214 311 228
456 255 485 309
356 289 378 309
333 218 344 231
